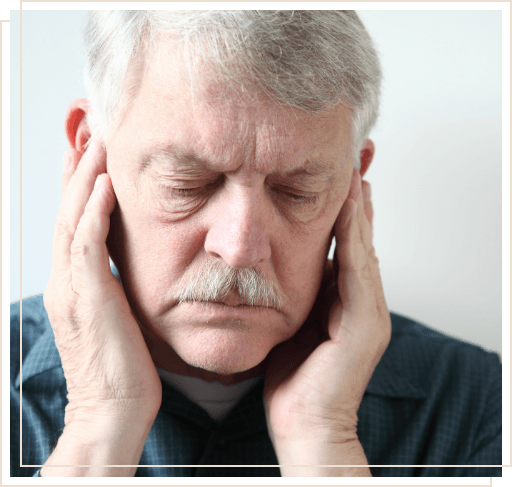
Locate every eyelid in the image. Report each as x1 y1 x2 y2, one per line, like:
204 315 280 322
155 172 219 184
270 181 321 195
158 176 223 198
268 172 329 190
268 185 320 205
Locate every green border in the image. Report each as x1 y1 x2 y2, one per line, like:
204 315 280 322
5 0 512 487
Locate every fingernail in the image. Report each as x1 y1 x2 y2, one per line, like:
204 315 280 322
63 149 74 171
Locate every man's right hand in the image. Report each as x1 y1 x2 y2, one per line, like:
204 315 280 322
41 141 162 476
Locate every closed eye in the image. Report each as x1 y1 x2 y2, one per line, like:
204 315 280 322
171 186 212 198
269 186 320 205
284 192 318 204
160 177 224 199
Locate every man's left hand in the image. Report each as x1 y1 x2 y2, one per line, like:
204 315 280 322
263 169 391 476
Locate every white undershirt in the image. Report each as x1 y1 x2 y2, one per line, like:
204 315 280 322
157 367 262 422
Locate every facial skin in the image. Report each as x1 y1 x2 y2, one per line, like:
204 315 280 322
103 42 359 384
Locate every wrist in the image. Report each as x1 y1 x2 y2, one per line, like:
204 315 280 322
270 410 360 446
64 393 161 428
41 415 155 477
275 437 371 477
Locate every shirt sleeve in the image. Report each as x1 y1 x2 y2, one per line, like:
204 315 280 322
460 352 502 476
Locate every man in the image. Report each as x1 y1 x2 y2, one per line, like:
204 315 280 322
11 10 502 477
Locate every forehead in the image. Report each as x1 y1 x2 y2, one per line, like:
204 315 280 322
123 39 353 174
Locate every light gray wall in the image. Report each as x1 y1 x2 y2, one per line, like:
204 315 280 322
11 10 503 355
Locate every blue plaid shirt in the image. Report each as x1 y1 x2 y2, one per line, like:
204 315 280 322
11 295 502 477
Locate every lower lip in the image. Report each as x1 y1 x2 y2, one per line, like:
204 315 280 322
179 300 276 320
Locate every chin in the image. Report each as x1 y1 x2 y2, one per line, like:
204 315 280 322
171 325 274 376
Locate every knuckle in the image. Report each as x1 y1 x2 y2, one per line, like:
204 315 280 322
368 245 378 262
54 213 75 240
79 205 104 239
44 278 79 326
353 241 370 274
339 238 369 274
70 237 92 265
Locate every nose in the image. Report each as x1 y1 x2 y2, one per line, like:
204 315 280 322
204 188 272 269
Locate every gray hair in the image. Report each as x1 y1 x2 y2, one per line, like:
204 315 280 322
178 260 283 309
84 10 381 167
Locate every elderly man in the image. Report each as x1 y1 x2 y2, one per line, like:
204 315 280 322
11 11 501 477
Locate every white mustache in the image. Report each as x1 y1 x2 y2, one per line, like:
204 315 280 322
178 260 283 309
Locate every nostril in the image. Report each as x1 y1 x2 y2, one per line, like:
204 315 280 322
204 189 272 268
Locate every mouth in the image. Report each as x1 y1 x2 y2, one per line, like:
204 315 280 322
183 299 274 310
174 301 278 329
182 290 278 309
178 299 278 322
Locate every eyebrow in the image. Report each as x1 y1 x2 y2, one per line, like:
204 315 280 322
279 161 338 183
141 146 340 181
141 147 213 173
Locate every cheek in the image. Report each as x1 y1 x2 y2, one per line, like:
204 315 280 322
271 217 336 325
275 180 346 305
119 207 204 273
109 163 202 259
146 178 209 222
109 183 207 311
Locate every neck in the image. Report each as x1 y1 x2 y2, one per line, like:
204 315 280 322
157 360 266 386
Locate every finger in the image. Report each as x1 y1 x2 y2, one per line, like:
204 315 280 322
61 149 79 194
361 180 373 228
333 169 359 290
334 190 373 316
51 140 107 277
347 168 361 202
353 172 373 254
358 178 388 316
70 173 117 295
331 169 358 287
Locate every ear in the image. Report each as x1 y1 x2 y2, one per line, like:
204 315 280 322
359 139 375 178
65 98 91 156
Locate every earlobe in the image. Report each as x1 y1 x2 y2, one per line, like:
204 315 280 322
65 98 91 155
359 139 375 178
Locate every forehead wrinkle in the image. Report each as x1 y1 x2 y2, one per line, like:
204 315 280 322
139 111 349 179
140 143 346 184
